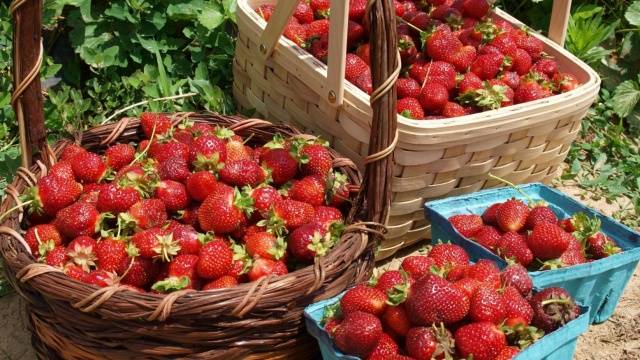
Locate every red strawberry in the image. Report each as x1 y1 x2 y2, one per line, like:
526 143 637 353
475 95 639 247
375 270 410 296
293 0 313 23
405 327 437 360
481 203 502 225
496 232 533 266
153 254 201 291
341 284 388 316
399 34 419 64
553 72 580 93
67 236 97 271
449 45 477 72
82 269 116 288
490 32 518 58
515 32 544 59
466 259 501 288
140 112 172 138
299 143 333 177
198 185 252 234
469 285 506 323
532 58 559 78
426 26 463 62
251 185 282 217
48 161 75 181
313 206 344 229
158 158 189 184
424 61 457 90
96 183 141 214
307 20 329 43
529 287 580 332
24 224 63 257
244 231 287 261
150 140 190 164
405 11 433 31
122 257 159 288
196 239 233 279
448 214 483 237
502 286 534 326
349 0 367 21
220 160 266 187
123 199 168 230
256 4 275 20
496 198 529 232
400 255 436 280
334 311 382 358
559 218 576 232
586 232 621 259
289 175 326 206
43 246 67 267
247 258 288 281
190 134 227 171
471 53 506 80
356 43 371 65
454 277 482 298
442 101 468 118
353 73 373 94
105 144 135 171
397 77 421 99
514 80 552 103
264 199 315 234
495 346 520 360
499 71 521 89
64 263 88 281
512 48 533 75
288 223 331 262
473 225 501 250
500 263 533 297
431 4 462 23
405 274 470 325
261 148 298 185
186 171 217 202
397 97 425 119
527 222 570 260
203 275 238 290
382 305 411 337
54 202 104 238
345 53 371 83
455 322 507 360
526 206 558 230
428 243 469 269
462 0 491 18
95 237 130 274
368 333 399 359
326 171 350 208
446 264 470 282
225 140 253 164
419 83 449 112
458 71 484 93
347 20 365 47
24 175 83 217
168 223 202 255
283 18 307 46
60 144 87 162
132 227 179 262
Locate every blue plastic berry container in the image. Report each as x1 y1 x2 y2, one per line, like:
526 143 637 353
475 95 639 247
304 291 590 360
424 183 640 324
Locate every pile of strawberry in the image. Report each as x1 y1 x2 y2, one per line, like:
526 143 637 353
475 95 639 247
19 113 351 293
322 243 581 360
448 199 622 270
254 0 581 120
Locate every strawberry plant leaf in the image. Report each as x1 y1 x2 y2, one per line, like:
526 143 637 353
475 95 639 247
609 79 640 118
625 1 640 27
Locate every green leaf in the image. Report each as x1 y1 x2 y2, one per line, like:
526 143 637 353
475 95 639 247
198 3 225 30
610 80 640 118
625 1 640 27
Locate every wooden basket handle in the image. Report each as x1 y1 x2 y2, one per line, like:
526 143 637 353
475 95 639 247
548 0 572 46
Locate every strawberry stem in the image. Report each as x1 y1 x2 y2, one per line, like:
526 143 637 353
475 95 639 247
0 199 33 222
129 122 157 167
395 15 425 35
488 173 535 204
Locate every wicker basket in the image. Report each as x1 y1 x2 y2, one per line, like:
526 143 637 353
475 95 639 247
2 0 399 358
233 0 601 260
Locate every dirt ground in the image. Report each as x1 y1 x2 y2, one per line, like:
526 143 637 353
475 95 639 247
0 183 638 359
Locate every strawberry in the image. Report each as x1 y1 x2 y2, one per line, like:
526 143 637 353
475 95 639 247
64 263 88 281
54 202 104 238
368 333 399 359
449 45 477 72
466 259 501 288
157 158 192 188
426 26 463 62
405 11 432 31
132 227 179 262
425 61 458 90
419 83 449 112
527 222 570 260
284 18 308 47
496 198 529 232
515 32 544 59
121 199 168 230
60 143 87 162
167 223 201 255
398 34 419 64
153 254 201 291
341 284 388 316
353 73 373 94
531 58 559 78
428 243 469 269
44 246 68 267
219 160 266 188
263 199 315 234
203 275 238 290
499 71 521 89
347 20 365 47
349 0 367 21
95 237 130 274
244 231 286 261
529 287 580 332
455 322 507 360
446 264 470 281
431 4 462 23
442 101 468 118
186 171 217 202
251 185 282 217
82 269 116 288
502 286 533 326
310 0 330 17
374 270 410 297
345 53 371 84
469 285 506 323
559 217 576 232
396 97 424 119
405 274 470 325
396 77 421 99
198 185 253 234
299 143 333 177
247 258 288 281
514 80 552 103
501 263 533 297
309 33 329 62
405 327 437 360
490 32 518 58
526 206 558 230
586 232 621 259
256 4 275 20
512 48 533 75
326 171 350 208
96 183 141 214
400 255 436 280
288 223 331 262
473 225 501 250
140 112 172 138
190 134 227 171
471 53 506 80
24 224 63 257
356 43 371 65
196 239 233 279
382 305 411 337
496 232 533 266
48 161 75 181
313 205 344 229
67 236 97 271
293 1 314 24
448 214 483 237
225 138 254 163
453 277 482 298
290 176 327 206
122 257 159 288
553 72 580 93
105 144 135 171
261 148 298 185
24 174 83 216
333 311 382 358
462 0 491 19
495 346 520 360
150 140 190 164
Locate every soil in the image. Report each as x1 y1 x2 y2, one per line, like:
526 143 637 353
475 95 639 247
0 183 638 359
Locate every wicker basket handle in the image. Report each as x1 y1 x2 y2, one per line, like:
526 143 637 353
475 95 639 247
258 0 350 108
548 0 572 46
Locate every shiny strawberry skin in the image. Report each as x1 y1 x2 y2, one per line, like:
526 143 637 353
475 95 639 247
96 183 141 214
219 160 266 187
196 239 233 279
105 144 135 171
341 284 388 316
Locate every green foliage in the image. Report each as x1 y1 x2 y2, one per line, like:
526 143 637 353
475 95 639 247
565 5 618 65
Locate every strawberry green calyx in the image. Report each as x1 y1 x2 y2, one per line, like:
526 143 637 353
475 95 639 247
307 231 331 258
572 212 600 242
151 276 190 293
233 187 255 217
321 301 342 326
214 126 235 140
21 186 44 215
193 153 224 172
268 236 288 260
475 19 498 43
126 242 140 258
458 82 509 110
231 241 253 274
325 171 349 204
153 233 181 262
37 240 56 261
96 212 116 235
432 323 456 360
117 212 138 235
327 222 345 247
503 323 544 350
197 232 215 245
386 271 411 306
257 213 286 238
264 134 287 149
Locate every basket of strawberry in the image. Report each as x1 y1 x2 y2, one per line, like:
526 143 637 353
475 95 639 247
304 242 590 360
424 182 640 324
234 0 601 260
